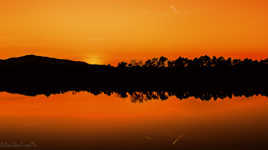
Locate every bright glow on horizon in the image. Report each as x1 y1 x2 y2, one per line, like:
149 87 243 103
84 55 103 65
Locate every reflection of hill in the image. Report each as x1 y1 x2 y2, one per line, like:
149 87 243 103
0 87 267 102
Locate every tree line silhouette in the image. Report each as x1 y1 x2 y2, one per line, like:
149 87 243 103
118 55 268 71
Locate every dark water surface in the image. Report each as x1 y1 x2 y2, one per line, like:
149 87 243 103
0 92 268 150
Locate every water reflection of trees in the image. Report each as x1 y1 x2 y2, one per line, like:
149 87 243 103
0 88 267 103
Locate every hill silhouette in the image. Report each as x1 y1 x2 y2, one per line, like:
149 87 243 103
1 55 102 71
0 55 268 88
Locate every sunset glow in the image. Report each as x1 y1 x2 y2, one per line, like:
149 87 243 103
1 0 268 64
1 2 268 149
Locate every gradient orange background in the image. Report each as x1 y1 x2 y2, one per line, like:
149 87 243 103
1 0 268 64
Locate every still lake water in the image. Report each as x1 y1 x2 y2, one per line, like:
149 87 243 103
0 92 268 150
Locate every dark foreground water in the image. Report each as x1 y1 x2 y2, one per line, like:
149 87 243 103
0 92 268 150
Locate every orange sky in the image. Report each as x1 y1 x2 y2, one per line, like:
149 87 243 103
1 0 268 64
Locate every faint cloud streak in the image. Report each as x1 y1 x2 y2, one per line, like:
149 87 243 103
170 5 178 14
